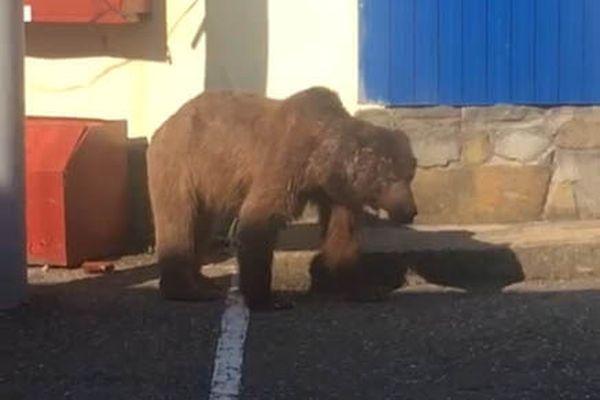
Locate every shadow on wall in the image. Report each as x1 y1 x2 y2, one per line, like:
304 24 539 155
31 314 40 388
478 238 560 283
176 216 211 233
127 137 154 253
194 0 268 94
25 0 168 60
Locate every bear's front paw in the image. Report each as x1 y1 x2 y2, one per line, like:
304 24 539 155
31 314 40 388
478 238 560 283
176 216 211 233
309 253 341 295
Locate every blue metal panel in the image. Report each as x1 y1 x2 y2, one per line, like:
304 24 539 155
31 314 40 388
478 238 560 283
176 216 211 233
390 0 415 104
438 0 462 104
534 0 559 103
462 0 487 104
488 0 511 103
583 0 600 102
559 0 584 103
358 0 390 103
511 0 535 103
414 0 438 104
359 0 600 105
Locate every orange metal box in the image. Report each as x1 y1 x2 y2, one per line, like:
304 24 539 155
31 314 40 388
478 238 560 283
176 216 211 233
25 117 129 267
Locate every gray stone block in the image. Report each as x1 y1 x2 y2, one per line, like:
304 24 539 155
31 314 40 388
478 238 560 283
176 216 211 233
493 123 553 163
354 108 394 129
554 149 600 218
390 106 460 119
398 119 461 167
556 117 600 149
463 105 544 122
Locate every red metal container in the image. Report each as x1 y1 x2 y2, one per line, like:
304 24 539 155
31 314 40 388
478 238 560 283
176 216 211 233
24 0 150 24
25 117 129 267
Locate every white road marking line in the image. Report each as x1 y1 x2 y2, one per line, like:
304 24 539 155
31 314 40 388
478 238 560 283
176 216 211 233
208 272 250 400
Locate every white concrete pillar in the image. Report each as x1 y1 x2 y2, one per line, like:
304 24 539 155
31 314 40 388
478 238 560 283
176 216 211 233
0 1 26 309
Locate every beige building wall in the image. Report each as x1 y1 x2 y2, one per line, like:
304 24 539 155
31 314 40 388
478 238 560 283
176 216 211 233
25 0 359 138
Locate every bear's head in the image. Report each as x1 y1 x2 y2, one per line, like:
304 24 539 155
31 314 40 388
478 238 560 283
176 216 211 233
310 119 418 224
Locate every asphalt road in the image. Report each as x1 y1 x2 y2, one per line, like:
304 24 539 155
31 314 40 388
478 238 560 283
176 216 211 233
3 254 600 399
244 282 600 400
1 255 223 400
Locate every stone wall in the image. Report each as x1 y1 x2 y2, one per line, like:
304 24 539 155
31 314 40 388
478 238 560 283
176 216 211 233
356 106 600 224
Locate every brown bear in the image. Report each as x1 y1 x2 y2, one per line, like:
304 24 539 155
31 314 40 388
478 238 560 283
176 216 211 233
147 87 417 310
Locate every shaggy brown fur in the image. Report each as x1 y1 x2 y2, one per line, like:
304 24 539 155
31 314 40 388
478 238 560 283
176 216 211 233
147 87 417 310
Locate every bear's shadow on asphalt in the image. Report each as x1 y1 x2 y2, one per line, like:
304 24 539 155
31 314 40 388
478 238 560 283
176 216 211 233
278 220 526 302
16 221 528 311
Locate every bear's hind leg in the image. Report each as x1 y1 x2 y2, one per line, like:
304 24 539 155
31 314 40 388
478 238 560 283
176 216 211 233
153 195 222 302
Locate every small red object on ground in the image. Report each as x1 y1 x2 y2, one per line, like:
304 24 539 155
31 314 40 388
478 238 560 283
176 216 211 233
82 261 115 274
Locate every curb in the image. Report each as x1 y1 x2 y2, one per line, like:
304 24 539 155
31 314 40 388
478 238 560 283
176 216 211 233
271 221 600 291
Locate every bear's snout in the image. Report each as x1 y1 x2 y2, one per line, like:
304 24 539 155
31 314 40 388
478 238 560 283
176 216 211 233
378 182 417 225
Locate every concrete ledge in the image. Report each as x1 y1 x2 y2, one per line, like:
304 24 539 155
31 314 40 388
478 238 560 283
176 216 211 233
272 221 600 292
